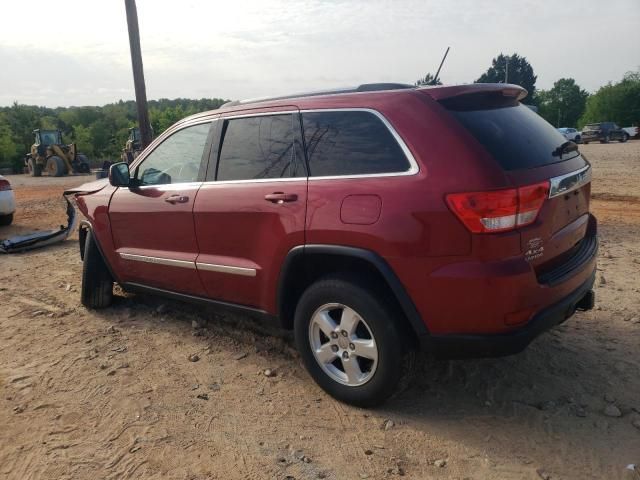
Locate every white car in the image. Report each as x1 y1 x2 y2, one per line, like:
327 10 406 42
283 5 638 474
557 127 582 143
0 175 16 226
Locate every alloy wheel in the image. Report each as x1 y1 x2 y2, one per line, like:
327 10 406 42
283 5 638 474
308 303 379 386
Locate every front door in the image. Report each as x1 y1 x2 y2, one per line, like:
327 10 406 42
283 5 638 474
109 120 216 296
193 110 307 310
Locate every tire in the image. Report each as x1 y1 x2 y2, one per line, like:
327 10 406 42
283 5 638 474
294 275 411 407
574 135 581 144
76 154 91 173
601 135 610 144
0 213 13 226
46 156 67 177
584 141 589 144
81 230 114 309
620 133 629 143
27 158 42 177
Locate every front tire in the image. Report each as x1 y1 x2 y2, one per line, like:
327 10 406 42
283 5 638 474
294 276 410 407
46 156 67 177
81 230 113 309
0 213 13 226
620 133 629 143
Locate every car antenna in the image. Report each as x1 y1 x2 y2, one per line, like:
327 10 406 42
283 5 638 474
433 46 450 84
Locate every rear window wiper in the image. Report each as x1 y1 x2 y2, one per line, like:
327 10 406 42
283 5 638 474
552 141 578 159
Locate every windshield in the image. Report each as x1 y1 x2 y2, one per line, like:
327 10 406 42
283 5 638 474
584 124 601 130
445 102 579 171
40 131 61 145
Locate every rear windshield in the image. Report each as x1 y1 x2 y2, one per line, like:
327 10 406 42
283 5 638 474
445 101 578 171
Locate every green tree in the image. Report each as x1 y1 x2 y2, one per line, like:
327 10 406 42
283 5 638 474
537 78 589 127
0 114 18 169
415 73 442 86
579 70 640 128
0 96 228 170
72 125 95 157
476 53 537 104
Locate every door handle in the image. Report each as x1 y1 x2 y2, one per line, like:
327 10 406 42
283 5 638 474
164 194 189 204
264 192 298 204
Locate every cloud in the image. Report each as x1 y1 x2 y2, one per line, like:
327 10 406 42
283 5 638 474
0 0 638 106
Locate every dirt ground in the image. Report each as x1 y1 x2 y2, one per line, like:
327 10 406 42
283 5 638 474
1 143 639 480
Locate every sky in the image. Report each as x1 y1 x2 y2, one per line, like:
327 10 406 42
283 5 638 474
0 0 638 107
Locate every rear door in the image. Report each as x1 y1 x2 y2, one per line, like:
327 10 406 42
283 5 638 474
109 120 216 295
444 100 593 276
193 109 307 310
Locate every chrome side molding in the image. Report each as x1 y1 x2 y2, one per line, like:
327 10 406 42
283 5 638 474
548 164 591 199
196 262 257 277
119 252 197 269
118 252 257 277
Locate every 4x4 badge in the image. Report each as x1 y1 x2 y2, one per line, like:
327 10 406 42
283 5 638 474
525 237 544 262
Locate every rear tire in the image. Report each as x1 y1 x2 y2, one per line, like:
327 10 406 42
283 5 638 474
76 154 91 173
81 230 113 309
294 275 411 407
27 158 42 177
0 213 13 226
46 156 66 177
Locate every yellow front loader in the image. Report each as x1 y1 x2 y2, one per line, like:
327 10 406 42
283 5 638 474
24 129 90 177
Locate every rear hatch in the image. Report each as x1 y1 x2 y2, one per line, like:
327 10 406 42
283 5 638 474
430 86 594 283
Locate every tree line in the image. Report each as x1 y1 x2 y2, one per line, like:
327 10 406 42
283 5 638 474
0 98 226 172
1 55 639 172
417 53 640 132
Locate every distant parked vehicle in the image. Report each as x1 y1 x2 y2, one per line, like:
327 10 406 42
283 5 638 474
557 128 581 143
582 122 629 144
0 175 16 226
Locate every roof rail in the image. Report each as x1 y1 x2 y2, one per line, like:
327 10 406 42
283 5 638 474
220 83 414 108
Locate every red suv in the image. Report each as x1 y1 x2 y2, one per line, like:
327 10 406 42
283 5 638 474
70 83 597 406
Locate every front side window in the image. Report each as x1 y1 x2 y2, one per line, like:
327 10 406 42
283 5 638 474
216 113 302 181
301 110 410 177
137 122 211 186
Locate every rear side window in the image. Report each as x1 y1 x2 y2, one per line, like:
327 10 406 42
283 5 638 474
301 111 410 177
446 102 578 171
217 113 303 181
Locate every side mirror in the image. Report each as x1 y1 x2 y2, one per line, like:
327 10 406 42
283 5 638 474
109 162 131 187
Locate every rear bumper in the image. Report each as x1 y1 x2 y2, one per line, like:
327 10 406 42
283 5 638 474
420 269 596 358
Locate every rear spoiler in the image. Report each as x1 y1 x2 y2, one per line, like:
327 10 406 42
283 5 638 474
418 83 528 102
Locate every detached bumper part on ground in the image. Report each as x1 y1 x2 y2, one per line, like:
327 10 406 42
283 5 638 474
0 195 76 254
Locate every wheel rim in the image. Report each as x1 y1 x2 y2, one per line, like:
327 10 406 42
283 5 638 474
308 303 379 387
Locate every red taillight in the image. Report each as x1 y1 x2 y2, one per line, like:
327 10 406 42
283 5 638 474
0 179 11 191
446 181 549 234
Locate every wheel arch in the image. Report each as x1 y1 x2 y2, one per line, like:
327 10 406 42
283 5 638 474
79 220 121 283
276 244 428 344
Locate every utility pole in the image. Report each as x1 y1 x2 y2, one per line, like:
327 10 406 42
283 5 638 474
124 0 153 149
